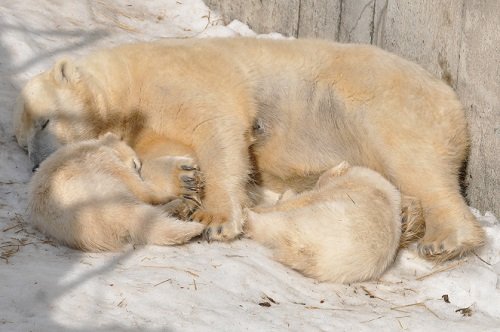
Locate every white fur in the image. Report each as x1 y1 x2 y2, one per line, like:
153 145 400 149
245 162 402 283
15 38 485 257
28 134 204 251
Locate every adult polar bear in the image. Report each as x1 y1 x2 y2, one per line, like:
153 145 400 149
14 38 484 260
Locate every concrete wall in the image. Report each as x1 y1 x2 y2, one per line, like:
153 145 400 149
205 0 499 215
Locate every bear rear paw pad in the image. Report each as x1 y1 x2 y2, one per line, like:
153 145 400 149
418 224 486 262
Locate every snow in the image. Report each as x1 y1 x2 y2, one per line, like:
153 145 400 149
0 1 499 331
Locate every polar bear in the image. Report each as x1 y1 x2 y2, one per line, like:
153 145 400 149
245 162 405 283
28 133 204 251
14 38 484 260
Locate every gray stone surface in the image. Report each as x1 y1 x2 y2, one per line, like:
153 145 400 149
457 0 500 215
297 0 341 39
372 0 388 45
338 0 376 43
375 0 464 89
205 0 300 37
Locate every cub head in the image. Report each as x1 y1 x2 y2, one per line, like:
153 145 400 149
13 58 97 170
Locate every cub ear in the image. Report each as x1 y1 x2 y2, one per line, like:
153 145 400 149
99 132 122 142
331 161 351 176
53 58 80 84
316 161 351 188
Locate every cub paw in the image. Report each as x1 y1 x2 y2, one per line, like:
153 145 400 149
190 210 242 242
162 198 198 220
417 221 485 262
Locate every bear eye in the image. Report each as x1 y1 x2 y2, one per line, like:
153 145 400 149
132 159 142 172
41 119 50 130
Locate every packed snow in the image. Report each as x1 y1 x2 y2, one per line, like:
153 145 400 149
0 1 499 331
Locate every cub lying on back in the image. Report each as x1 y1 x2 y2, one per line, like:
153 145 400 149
245 162 422 283
28 133 204 251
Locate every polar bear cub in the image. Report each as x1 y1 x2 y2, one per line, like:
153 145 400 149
28 133 204 251
245 162 403 283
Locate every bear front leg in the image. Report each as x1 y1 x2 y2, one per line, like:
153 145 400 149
189 127 251 242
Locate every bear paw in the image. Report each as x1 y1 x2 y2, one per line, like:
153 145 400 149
162 198 199 220
417 221 485 262
177 163 203 207
191 209 242 242
140 155 204 207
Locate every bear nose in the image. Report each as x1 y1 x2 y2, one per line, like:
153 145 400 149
32 164 40 173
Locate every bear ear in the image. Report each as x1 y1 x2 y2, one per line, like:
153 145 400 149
53 58 80 84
